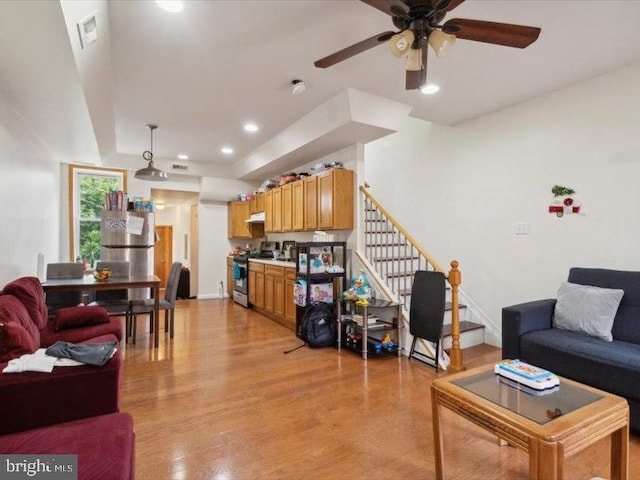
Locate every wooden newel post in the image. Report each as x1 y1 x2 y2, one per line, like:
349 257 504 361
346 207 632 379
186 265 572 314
448 260 465 373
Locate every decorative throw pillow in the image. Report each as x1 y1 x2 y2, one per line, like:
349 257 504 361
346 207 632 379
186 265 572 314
54 306 110 332
0 321 38 362
552 281 624 341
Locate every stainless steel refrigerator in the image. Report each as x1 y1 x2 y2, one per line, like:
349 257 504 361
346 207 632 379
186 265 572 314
100 211 155 299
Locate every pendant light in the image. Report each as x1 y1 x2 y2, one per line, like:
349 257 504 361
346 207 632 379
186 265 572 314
134 124 168 181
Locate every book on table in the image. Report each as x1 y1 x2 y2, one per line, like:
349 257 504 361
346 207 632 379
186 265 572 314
494 359 559 391
352 314 379 325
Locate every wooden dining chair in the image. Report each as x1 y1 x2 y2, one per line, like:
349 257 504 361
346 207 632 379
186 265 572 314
45 263 85 317
130 262 182 343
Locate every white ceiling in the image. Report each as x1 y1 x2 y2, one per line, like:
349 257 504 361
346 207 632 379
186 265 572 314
3 0 640 176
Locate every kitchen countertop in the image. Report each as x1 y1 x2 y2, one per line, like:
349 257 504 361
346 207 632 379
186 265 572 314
248 258 296 268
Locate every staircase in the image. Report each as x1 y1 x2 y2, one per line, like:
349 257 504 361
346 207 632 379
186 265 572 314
359 185 485 370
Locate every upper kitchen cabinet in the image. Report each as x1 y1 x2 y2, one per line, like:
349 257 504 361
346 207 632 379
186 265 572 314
281 183 293 232
265 168 354 233
227 201 264 239
292 181 304 231
249 193 264 214
317 168 354 230
264 190 273 232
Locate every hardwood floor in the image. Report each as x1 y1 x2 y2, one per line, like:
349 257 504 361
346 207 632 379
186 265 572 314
121 299 640 480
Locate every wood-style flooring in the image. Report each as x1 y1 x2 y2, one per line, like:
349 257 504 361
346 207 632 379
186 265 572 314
121 299 640 480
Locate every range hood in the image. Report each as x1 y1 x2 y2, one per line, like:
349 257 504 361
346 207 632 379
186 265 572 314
246 212 265 223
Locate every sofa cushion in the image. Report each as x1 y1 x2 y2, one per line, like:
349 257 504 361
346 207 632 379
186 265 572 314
3 277 48 330
0 412 134 480
0 321 38 362
39 316 123 347
552 281 623 341
520 328 640 402
568 268 640 343
0 294 40 346
54 306 110 332
0 333 121 435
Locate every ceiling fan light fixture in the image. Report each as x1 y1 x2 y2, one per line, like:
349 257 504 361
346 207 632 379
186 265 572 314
389 30 415 58
155 1 183 13
405 47 423 72
428 29 456 58
134 124 168 182
421 83 440 95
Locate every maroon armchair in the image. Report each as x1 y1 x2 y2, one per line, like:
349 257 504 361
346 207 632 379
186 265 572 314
0 277 123 435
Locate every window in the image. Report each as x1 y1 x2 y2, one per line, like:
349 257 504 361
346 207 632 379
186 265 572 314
69 166 126 265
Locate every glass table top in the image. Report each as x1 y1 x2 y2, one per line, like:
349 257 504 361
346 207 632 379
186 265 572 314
452 370 602 425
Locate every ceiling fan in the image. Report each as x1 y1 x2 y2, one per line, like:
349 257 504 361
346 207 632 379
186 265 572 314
314 0 541 90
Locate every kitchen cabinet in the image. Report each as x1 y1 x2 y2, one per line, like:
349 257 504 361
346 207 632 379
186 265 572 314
227 201 264 238
248 262 264 307
281 183 293 232
272 187 282 232
285 268 297 326
292 181 304 231
248 260 295 330
303 175 318 231
226 257 234 297
264 264 284 314
264 190 273 232
264 169 354 233
318 169 354 230
249 193 264 214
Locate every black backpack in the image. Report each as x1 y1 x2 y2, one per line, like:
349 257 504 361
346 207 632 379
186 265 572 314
301 302 336 348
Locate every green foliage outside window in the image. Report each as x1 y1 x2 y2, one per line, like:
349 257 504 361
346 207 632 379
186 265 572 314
78 173 121 265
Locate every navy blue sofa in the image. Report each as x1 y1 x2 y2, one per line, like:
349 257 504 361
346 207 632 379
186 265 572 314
502 268 640 431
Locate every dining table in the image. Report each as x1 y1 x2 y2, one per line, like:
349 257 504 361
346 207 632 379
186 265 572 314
41 274 162 348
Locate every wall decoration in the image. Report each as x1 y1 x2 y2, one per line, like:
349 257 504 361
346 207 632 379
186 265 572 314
549 185 581 217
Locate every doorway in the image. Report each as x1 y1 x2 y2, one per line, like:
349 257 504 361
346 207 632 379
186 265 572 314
154 225 173 289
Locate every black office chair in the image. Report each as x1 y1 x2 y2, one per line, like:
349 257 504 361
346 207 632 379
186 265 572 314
409 270 447 371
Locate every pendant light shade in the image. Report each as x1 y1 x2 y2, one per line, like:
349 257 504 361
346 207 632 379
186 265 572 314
135 124 168 182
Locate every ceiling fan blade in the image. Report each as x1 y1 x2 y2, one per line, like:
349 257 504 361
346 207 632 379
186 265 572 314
406 46 428 90
314 31 395 68
443 18 541 48
360 0 409 17
433 0 466 13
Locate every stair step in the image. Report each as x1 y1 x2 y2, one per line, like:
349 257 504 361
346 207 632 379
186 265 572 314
364 218 387 222
365 230 397 234
442 320 483 337
373 255 421 262
366 241 408 247
383 270 414 278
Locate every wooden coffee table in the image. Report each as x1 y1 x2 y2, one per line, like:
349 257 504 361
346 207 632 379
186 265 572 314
431 364 629 480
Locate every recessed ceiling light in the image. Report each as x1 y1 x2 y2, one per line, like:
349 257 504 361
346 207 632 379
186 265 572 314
155 1 184 12
177 154 189 160
243 122 259 133
421 84 440 95
221 147 234 155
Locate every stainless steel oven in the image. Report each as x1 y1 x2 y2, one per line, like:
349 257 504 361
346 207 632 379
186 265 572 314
232 259 249 307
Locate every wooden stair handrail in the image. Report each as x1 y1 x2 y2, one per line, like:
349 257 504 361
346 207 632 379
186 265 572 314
361 184 465 372
360 185 446 274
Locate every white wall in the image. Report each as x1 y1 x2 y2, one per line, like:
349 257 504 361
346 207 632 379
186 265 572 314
198 201 232 298
0 95 61 285
365 63 640 345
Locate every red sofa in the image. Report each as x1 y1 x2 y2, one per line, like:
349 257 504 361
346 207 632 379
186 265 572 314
0 277 123 435
0 413 135 480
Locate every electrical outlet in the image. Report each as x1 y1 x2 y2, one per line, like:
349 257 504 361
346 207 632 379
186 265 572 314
515 222 529 235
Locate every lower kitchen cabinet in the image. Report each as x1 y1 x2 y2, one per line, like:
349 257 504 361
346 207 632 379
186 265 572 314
248 260 295 331
249 262 265 309
226 257 234 297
